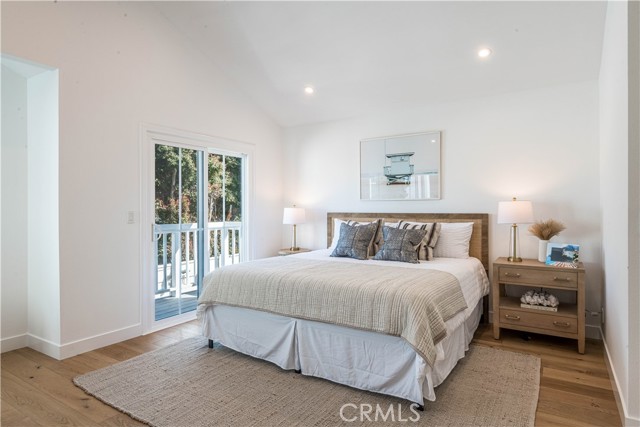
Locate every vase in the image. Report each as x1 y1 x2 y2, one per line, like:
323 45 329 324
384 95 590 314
538 240 549 263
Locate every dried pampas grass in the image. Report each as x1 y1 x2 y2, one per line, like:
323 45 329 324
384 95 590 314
528 219 566 240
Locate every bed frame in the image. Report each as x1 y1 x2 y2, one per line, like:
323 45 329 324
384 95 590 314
327 212 490 320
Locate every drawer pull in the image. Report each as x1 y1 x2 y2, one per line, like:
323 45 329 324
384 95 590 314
504 314 521 320
553 277 572 282
504 272 521 278
553 321 571 328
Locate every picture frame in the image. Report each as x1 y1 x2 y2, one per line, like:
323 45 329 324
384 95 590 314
360 131 441 200
545 243 580 268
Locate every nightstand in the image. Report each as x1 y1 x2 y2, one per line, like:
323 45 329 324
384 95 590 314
492 257 585 353
278 248 311 256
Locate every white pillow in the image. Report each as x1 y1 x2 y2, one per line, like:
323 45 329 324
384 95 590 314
433 222 474 259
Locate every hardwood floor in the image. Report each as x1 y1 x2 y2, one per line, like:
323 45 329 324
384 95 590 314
474 325 621 427
1 321 620 426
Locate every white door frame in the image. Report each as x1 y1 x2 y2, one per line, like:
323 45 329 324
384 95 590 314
139 123 255 334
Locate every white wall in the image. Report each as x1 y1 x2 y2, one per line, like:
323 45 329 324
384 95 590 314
2 1 283 356
629 1 640 423
632 2 640 421
283 81 603 336
599 1 640 424
26 69 61 355
1 65 29 351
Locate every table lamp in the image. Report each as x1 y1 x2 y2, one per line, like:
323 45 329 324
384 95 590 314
497 197 534 262
283 206 306 251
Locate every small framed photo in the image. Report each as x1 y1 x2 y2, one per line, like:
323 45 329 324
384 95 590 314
545 243 580 268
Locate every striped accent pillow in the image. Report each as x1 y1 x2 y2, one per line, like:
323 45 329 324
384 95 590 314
397 221 441 261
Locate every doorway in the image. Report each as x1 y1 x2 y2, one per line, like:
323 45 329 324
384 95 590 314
142 126 250 331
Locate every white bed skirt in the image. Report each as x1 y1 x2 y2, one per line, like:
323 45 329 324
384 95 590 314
201 301 482 404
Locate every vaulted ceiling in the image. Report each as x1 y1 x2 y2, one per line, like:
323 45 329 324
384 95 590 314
155 1 607 128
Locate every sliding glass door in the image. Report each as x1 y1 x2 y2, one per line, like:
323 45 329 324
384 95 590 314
153 145 204 321
152 143 245 322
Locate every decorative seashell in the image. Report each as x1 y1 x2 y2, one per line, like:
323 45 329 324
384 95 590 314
521 290 559 307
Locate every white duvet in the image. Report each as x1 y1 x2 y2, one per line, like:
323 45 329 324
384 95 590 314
200 250 490 403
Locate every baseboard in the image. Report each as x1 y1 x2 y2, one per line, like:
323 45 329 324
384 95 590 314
59 323 143 360
21 323 144 360
27 334 62 360
1 334 28 353
601 327 640 426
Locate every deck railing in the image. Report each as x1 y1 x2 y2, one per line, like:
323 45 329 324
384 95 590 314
154 221 241 297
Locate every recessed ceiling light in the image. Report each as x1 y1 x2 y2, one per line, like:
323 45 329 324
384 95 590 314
478 48 492 58
304 85 315 95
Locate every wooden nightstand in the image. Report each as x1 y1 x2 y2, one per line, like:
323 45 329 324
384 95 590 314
278 248 311 256
492 257 585 353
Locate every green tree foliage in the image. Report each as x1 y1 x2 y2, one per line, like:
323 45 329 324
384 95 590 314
155 146 242 225
155 145 242 264
154 145 198 224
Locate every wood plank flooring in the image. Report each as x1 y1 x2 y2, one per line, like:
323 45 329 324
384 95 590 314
474 325 621 427
1 321 620 426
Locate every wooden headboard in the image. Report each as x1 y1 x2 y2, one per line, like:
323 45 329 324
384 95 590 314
327 212 489 271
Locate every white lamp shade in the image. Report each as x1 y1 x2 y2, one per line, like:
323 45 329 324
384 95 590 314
283 207 306 225
497 199 534 224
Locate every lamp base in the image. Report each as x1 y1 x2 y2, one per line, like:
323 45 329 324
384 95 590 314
507 224 523 263
289 247 300 252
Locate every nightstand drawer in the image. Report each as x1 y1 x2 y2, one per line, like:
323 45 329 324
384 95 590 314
499 267 578 288
500 308 578 333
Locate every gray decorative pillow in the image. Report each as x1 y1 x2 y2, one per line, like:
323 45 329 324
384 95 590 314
344 219 383 257
373 226 428 263
398 221 441 261
330 222 378 260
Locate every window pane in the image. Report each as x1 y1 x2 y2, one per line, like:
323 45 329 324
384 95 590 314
208 153 223 222
155 145 180 225
225 155 242 222
180 148 198 224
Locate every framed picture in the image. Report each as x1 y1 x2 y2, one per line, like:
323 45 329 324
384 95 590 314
545 243 580 268
360 131 441 200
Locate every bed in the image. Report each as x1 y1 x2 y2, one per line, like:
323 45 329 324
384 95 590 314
197 212 489 408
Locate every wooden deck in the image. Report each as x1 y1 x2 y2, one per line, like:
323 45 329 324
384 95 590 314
155 291 198 320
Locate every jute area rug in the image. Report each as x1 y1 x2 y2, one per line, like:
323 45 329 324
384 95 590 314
74 337 540 426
